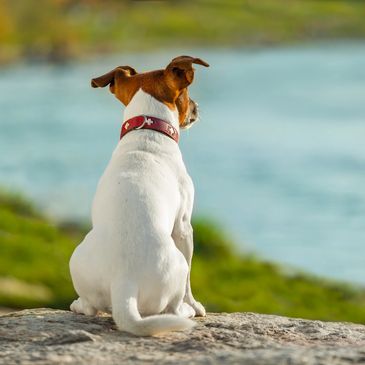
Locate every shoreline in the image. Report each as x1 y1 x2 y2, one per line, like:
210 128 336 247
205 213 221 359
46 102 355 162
2 38 365 67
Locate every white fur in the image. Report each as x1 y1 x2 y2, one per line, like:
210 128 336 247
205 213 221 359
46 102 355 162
69 89 205 336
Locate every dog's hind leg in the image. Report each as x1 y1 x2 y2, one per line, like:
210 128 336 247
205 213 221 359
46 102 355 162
70 297 97 316
172 222 206 317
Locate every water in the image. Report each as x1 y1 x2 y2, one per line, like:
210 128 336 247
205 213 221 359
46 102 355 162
1 43 365 285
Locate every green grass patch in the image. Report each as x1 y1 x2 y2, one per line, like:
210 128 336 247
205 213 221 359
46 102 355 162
1 190 365 323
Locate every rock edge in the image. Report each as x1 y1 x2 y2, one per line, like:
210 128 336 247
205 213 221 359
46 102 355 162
1 308 365 364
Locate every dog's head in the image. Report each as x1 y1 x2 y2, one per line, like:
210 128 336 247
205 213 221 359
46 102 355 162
91 56 209 129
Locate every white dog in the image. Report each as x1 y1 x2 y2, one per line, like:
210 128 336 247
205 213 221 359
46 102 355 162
69 56 209 336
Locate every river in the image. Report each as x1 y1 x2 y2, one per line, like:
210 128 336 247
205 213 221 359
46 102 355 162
1 42 364 285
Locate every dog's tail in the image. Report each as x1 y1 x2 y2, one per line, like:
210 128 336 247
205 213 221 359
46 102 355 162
111 282 195 336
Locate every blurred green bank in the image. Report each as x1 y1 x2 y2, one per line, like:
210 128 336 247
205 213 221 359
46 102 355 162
1 0 365 63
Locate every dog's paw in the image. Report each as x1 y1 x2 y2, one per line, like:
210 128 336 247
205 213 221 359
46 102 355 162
177 302 196 318
70 298 97 316
70 298 82 313
191 301 206 317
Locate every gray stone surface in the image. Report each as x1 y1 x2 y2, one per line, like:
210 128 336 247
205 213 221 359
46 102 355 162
1 308 365 364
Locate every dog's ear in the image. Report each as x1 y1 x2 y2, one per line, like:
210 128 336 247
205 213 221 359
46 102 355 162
165 56 209 90
91 66 137 93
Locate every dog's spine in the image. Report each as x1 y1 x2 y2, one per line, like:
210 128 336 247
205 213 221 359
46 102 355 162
111 281 195 336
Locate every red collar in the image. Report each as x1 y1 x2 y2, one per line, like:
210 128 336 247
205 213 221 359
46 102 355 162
120 115 179 143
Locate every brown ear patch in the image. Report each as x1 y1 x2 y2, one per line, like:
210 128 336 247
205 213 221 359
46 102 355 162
168 55 210 68
91 56 209 112
91 69 115 88
91 66 138 88
165 55 209 90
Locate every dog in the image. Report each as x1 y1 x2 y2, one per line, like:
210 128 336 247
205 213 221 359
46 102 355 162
69 56 209 336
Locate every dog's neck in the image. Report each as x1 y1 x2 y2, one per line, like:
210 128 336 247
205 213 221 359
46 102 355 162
123 89 180 131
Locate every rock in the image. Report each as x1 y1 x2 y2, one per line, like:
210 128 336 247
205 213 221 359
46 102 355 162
1 309 365 365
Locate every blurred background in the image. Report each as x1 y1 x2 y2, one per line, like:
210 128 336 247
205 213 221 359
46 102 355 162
1 0 365 322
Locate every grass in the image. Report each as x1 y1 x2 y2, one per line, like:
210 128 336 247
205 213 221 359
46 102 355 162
1 0 365 63
0 190 78 308
1 190 365 323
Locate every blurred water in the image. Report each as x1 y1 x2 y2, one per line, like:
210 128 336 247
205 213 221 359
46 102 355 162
1 43 364 285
